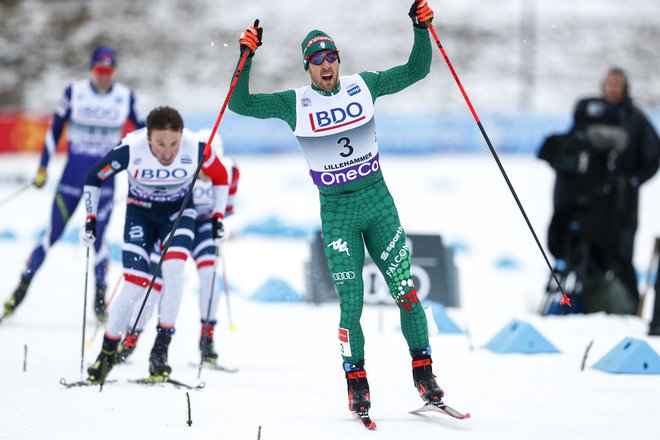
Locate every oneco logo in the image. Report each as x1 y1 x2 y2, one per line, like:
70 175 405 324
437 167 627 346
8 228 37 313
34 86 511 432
311 153 380 187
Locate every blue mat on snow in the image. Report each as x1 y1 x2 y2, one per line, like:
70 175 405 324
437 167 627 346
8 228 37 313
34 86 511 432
241 216 310 238
593 337 660 374
250 278 302 302
484 319 559 354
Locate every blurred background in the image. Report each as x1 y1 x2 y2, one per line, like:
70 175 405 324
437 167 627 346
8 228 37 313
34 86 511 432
2 0 659 154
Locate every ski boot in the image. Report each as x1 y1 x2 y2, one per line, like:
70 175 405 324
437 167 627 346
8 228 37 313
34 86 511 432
94 284 107 323
87 337 119 383
411 347 444 405
148 326 174 378
3 275 31 318
199 321 218 364
344 360 371 414
115 331 140 365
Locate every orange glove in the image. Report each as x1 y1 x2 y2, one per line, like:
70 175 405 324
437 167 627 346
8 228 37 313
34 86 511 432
239 20 263 56
409 0 434 28
34 166 47 188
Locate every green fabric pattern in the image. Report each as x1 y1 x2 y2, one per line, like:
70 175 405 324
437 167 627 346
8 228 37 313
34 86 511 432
229 59 298 131
320 179 429 363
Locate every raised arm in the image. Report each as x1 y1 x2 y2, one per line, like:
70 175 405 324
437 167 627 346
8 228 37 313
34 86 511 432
359 1 433 100
227 21 297 131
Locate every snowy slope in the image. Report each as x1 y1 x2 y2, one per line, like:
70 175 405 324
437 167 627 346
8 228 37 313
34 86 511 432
3 0 660 114
1 154 659 440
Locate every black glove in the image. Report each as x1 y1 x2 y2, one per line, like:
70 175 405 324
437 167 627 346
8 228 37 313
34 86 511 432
212 217 225 241
239 19 263 57
81 216 97 247
409 0 434 28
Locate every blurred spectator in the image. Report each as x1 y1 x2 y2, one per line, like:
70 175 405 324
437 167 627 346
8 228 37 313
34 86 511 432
651 258 660 335
539 67 660 314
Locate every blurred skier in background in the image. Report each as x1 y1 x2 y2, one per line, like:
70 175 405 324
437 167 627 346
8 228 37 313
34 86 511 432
229 0 446 419
80 107 229 383
114 129 240 368
2 46 143 323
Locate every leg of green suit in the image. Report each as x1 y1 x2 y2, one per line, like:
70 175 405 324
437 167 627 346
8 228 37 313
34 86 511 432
320 179 429 364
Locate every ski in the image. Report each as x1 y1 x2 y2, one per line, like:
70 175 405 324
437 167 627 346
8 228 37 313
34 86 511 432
189 361 239 373
59 378 116 388
128 376 206 390
410 401 471 420
354 410 377 430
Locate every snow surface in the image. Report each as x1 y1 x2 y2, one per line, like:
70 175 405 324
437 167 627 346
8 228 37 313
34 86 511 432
1 154 659 440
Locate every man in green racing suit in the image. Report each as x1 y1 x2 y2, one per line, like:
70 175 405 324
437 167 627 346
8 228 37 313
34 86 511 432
229 0 447 416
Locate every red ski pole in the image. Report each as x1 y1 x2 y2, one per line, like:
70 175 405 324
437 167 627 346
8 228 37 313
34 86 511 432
426 22 570 307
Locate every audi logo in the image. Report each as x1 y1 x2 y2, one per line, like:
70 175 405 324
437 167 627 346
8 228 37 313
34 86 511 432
332 271 356 281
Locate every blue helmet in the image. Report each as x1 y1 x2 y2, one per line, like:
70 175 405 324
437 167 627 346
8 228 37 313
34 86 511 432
90 46 116 69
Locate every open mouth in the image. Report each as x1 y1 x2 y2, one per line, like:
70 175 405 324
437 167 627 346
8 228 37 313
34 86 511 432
321 72 333 82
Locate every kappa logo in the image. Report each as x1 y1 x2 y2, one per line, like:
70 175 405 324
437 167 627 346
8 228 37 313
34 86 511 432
332 271 356 281
327 238 350 256
301 97 312 107
111 160 121 170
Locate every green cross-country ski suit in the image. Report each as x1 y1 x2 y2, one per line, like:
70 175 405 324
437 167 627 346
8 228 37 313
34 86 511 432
229 26 432 363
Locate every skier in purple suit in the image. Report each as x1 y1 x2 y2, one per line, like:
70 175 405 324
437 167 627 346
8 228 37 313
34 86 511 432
2 46 143 323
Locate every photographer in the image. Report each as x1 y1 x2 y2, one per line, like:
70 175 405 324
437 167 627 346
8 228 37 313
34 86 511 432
539 67 660 314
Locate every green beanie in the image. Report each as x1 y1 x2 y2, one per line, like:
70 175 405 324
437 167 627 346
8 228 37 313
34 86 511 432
301 30 338 70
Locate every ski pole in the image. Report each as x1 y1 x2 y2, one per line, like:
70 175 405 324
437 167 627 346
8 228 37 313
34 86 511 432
637 237 660 317
80 247 91 377
426 22 571 307
218 243 236 331
0 182 33 208
198 244 221 379
124 33 254 348
85 273 123 347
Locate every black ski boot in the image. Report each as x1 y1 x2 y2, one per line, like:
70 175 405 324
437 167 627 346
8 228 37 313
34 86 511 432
94 284 107 323
344 360 371 414
115 331 140 365
199 321 218 364
411 347 444 405
3 275 31 317
149 326 174 377
87 337 119 383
